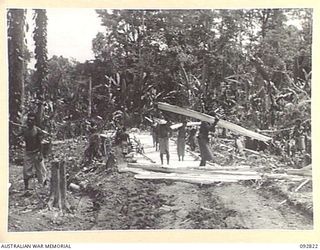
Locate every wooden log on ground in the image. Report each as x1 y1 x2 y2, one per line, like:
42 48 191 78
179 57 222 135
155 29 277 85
158 102 272 142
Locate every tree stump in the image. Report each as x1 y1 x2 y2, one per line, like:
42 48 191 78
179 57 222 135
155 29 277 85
48 161 70 212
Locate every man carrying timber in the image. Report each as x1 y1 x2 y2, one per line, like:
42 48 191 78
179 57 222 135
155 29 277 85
198 115 219 166
158 119 172 165
177 120 187 161
18 113 49 194
188 126 197 151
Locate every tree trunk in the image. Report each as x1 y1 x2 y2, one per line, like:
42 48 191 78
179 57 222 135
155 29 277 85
88 76 92 118
59 162 67 209
33 9 48 128
252 58 274 129
8 9 25 145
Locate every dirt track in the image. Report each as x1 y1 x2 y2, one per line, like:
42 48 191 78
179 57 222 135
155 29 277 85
8 132 313 231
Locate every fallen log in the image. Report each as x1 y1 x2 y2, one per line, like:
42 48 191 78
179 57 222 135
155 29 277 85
158 102 272 142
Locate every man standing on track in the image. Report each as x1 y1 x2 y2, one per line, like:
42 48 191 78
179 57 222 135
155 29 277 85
177 121 187 161
188 126 197 151
158 119 172 165
198 116 219 166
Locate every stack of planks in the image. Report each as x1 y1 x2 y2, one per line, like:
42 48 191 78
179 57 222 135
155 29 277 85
122 163 313 186
124 163 261 185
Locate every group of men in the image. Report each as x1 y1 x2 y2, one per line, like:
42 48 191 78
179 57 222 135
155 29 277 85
15 110 220 197
151 116 220 166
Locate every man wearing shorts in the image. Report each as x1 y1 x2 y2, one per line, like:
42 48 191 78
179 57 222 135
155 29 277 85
20 113 48 193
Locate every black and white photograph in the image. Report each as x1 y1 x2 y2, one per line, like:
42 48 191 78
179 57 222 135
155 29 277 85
6 7 313 233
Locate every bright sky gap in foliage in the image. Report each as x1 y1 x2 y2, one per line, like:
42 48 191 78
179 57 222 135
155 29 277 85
24 8 303 67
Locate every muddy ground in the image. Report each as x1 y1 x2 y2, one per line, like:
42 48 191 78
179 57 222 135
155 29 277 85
8 133 313 231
